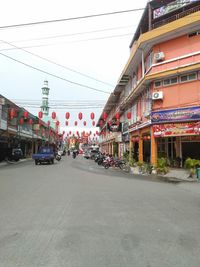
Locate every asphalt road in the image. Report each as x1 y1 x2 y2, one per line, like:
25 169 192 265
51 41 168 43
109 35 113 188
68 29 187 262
0 156 200 267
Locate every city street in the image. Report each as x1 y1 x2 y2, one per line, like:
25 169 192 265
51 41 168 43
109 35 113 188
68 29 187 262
0 156 200 267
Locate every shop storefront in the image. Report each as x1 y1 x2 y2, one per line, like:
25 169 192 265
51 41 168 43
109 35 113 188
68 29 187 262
129 121 151 163
151 106 200 167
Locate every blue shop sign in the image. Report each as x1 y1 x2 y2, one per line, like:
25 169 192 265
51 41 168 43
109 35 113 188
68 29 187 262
151 106 200 123
122 133 130 142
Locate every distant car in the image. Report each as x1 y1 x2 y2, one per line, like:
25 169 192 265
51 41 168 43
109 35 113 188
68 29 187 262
7 148 23 161
83 151 91 159
32 147 55 165
90 150 100 160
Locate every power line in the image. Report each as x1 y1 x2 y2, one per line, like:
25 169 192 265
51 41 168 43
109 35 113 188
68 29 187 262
0 8 145 30
7 24 137 44
0 39 114 87
0 32 134 51
0 52 111 94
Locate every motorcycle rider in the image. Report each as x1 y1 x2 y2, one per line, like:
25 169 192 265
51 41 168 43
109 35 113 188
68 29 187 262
72 150 76 159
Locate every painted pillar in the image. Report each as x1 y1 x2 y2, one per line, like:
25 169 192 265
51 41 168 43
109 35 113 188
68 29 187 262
151 128 157 166
139 134 143 162
129 136 133 162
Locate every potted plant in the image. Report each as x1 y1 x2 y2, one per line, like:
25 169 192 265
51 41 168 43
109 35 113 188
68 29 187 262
184 158 200 178
156 157 169 175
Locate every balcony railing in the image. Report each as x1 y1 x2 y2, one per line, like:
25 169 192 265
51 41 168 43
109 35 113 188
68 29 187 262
153 5 200 29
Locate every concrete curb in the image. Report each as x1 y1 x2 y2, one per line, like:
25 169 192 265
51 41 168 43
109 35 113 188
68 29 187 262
0 158 33 167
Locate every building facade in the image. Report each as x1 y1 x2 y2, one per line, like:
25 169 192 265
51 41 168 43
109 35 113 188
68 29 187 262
98 0 200 167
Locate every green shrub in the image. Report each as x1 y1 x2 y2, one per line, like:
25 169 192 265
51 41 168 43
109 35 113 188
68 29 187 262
184 158 200 178
123 151 129 163
156 157 168 175
129 158 136 167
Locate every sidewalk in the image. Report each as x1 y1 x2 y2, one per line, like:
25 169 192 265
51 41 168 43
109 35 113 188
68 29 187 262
158 168 198 183
0 158 32 167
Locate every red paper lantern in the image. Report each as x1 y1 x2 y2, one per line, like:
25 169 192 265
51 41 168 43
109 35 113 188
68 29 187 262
69 131 72 135
65 112 70 120
28 118 33 125
83 121 86 126
65 121 69 126
102 112 107 121
90 112 95 120
24 111 29 119
76 131 79 136
38 111 43 119
19 118 24 124
63 131 65 135
99 120 104 127
116 112 120 120
10 108 16 119
78 112 83 120
143 136 148 140
47 121 50 127
56 121 60 127
52 112 56 120
147 135 151 140
127 112 131 120
132 137 136 142
92 121 95 126
74 121 78 126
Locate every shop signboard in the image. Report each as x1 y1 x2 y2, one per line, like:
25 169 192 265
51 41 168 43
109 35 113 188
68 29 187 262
114 132 122 142
153 0 198 19
107 122 122 132
153 121 200 137
122 133 130 142
151 106 200 123
122 122 129 133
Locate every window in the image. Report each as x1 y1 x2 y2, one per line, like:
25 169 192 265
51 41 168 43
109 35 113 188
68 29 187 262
180 73 197 83
171 77 178 84
145 51 153 73
163 77 178 86
188 73 197 81
188 31 200 38
154 80 162 88
163 79 170 86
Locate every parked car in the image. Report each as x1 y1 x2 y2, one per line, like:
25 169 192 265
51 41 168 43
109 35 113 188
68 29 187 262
83 150 91 159
32 147 55 165
90 150 100 160
7 148 23 161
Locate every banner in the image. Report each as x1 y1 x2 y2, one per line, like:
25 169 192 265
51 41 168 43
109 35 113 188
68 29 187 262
151 106 200 123
153 122 200 137
153 0 198 19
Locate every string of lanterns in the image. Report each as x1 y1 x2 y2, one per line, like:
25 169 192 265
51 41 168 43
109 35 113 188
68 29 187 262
9 109 134 134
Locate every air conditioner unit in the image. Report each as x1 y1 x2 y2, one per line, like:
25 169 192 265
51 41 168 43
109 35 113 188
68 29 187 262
154 52 165 62
136 116 141 122
143 111 150 117
152 91 163 100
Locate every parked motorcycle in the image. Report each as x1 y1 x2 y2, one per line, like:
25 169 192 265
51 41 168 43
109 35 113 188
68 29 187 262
72 151 77 159
55 151 62 161
103 156 127 170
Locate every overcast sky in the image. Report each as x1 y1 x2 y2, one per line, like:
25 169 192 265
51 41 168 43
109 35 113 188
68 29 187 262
0 0 148 133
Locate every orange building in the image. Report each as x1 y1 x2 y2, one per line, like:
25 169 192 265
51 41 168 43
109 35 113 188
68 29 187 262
98 0 200 167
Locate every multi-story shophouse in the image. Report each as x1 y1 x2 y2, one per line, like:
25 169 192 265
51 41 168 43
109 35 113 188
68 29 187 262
0 94 58 161
98 0 200 167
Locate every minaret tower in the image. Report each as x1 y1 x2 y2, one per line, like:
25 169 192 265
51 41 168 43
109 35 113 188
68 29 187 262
41 80 50 116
